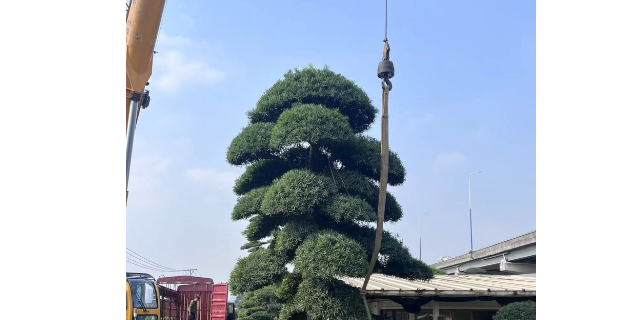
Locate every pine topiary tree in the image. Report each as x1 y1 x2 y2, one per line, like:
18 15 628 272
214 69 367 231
227 66 434 320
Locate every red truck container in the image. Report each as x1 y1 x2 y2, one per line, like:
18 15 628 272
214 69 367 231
157 276 235 320
210 282 230 319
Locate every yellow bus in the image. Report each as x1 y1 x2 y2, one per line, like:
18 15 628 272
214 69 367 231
126 273 161 320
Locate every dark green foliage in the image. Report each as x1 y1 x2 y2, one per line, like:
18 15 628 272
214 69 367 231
333 170 403 222
293 231 369 279
236 286 283 320
276 272 303 301
384 255 435 280
270 104 353 149
274 220 321 259
261 169 336 217
280 146 330 172
279 304 306 320
279 146 313 168
233 159 290 195
242 214 284 242
289 277 368 320
227 66 433 318
247 247 260 253
431 268 447 275
330 135 406 186
324 195 376 223
229 248 287 295
231 186 269 221
335 223 433 279
248 66 377 133
240 240 267 253
342 226 400 259
227 122 276 166
493 301 536 320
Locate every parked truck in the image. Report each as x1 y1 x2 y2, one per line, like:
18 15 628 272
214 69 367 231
157 276 236 320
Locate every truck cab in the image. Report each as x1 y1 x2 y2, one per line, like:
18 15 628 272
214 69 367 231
126 272 161 320
226 302 237 320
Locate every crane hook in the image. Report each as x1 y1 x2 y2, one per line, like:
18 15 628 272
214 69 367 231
382 75 392 91
377 39 394 91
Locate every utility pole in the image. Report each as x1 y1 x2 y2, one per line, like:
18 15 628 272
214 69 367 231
185 269 197 276
468 171 483 254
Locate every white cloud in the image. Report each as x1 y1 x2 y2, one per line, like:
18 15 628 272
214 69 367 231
154 50 224 92
127 136 192 209
156 32 193 47
153 32 224 92
432 152 467 170
128 155 171 209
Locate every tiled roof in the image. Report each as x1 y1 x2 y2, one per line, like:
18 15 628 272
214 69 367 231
340 273 536 297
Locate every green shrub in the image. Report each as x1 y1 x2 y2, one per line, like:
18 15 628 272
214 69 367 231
493 301 536 320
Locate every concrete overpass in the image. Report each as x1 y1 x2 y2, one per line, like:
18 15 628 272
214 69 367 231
430 231 536 275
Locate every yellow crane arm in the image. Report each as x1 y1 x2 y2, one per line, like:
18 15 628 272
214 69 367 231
126 0 167 203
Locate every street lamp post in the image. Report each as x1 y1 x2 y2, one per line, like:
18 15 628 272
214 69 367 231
468 171 483 253
420 212 429 261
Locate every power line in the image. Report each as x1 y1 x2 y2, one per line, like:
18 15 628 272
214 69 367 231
126 258 165 271
126 252 180 272
124 249 201 277
126 258 188 273
126 258 184 272
125 251 180 271
126 248 182 271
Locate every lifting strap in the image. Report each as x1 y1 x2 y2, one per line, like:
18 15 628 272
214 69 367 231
361 2 395 319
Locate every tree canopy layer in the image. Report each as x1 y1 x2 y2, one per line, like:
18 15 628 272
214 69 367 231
236 285 283 320
227 66 434 320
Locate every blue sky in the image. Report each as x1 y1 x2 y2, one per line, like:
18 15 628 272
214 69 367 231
126 0 535 282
